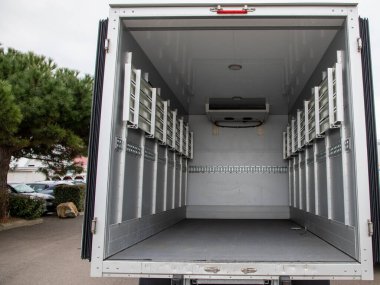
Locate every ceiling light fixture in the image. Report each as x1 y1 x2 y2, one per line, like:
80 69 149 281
228 64 242 71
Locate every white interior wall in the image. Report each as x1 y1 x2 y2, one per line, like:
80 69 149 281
187 115 289 218
288 26 359 259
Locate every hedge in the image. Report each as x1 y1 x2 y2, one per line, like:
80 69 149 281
9 195 45 220
54 184 86 211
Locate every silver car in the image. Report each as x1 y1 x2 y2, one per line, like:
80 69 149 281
9 183 55 212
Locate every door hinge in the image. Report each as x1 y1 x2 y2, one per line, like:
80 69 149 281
171 275 183 285
368 219 373 237
357 37 363 53
204 266 220 273
241 267 257 274
91 217 97 235
105 38 110 53
279 276 291 285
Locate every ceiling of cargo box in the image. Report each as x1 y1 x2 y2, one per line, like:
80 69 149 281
124 17 344 115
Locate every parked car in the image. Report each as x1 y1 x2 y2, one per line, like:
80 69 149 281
72 180 86 185
27 180 74 193
28 182 72 196
8 183 55 212
35 184 59 196
26 182 52 193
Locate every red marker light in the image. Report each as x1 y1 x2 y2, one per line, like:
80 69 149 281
216 9 248 14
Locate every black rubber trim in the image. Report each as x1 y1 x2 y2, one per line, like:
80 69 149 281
359 17 380 264
81 19 108 260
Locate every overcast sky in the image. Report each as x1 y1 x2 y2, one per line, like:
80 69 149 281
0 0 378 133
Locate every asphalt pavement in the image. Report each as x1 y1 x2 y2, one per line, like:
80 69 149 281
0 215 138 285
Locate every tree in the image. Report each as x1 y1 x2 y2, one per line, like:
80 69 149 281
0 48 93 219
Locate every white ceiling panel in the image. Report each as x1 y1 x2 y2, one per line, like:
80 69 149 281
129 21 338 114
124 17 344 29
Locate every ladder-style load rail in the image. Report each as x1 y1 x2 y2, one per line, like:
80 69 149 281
154 91 166 143
188 132 194 160
184 125 190 157
286 125 292 159
297 108 305 150
329 59 344 127
123 51 193 159
179 119 186 155
122 52 142 127
304 100 311 145
175 117 182 152
168 110 176 150
283 50 344 160
283 131 288 160
318 74 329 135
291 118 297 155
137 76 154 135
316 51 344 136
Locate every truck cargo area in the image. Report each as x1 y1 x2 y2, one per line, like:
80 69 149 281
87 3 375 280
103 16 359 264
109 219 354 262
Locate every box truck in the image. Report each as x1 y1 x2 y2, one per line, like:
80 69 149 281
81 1 379 284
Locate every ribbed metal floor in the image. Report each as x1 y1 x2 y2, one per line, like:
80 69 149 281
109 219 355 262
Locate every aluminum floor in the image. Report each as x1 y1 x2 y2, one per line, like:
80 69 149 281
109 219 355 262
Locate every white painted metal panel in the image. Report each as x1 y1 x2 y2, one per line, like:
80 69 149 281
91 3 373 282
344 7 373 279
90 9 121 277
187 115 288 208
102 260 363 280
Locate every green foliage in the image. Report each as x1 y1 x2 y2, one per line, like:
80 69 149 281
9 195 45 220
0 80 22 139
0 48 92 218
54 184 86 211
0 47 93 157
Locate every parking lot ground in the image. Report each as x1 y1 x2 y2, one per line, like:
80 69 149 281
0 215 379 285
0 217 43 231
0 215 137 285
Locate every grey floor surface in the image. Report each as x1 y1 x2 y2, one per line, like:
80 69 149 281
109 219 355 262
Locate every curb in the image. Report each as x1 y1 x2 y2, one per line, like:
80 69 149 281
0 218 43 232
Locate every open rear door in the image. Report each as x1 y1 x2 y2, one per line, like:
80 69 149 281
81 19 108 260
359 17 380 264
